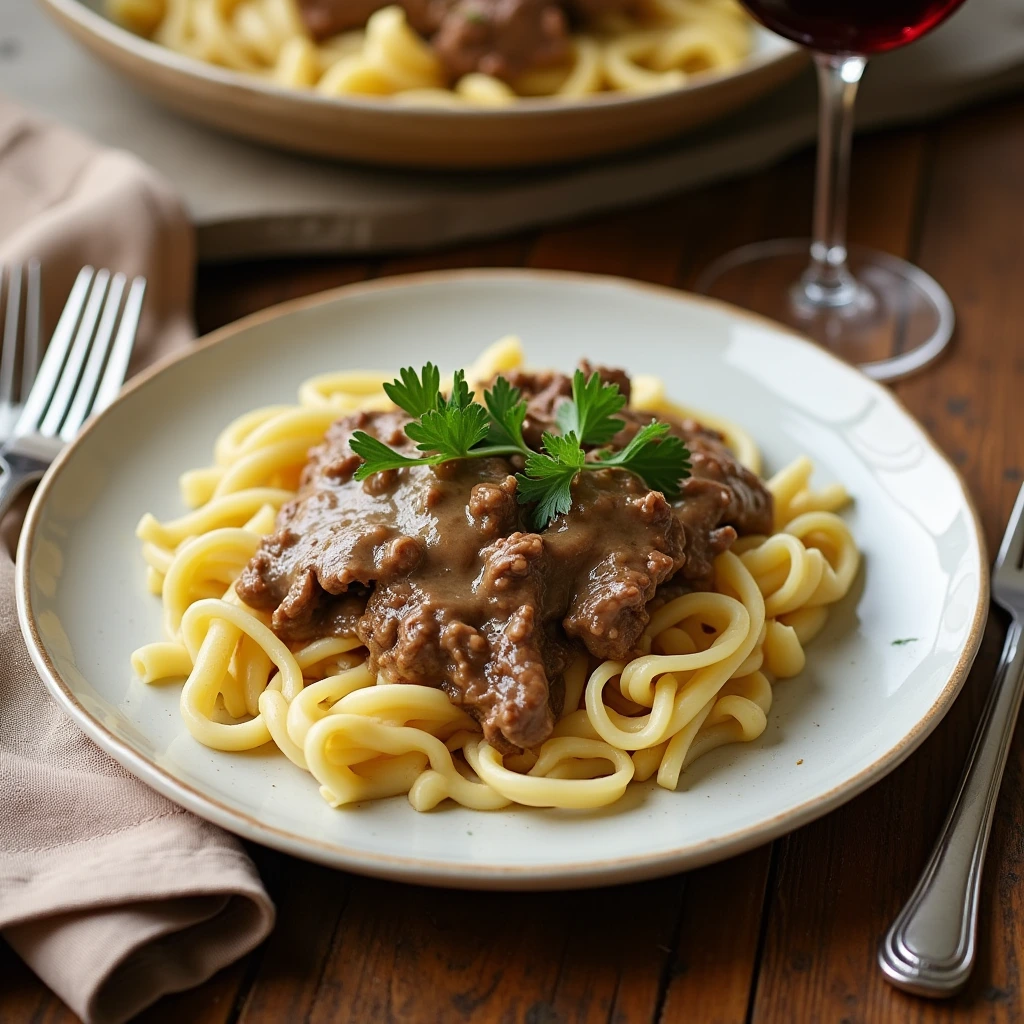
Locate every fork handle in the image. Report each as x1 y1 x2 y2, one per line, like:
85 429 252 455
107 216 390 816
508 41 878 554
879 616 1024 996
0 451 49 522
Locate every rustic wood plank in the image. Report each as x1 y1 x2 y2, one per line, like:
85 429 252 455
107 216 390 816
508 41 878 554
297 877 685 1024
376 236 534 277
747 618 1012 1023
525 125 927 374
195 260 372 336
528 197 694 283
234 860 353 1023
898 98 1024 543
195 236 534 336
846 128 928 259
135 957 252 1024
661 126 929 369
540 877 686 1024
671 125 928 290
659 847 774 1024
750 95 1024 1024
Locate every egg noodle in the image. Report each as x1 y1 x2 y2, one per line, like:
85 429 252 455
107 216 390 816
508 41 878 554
131 337 860 812
107 0 752 104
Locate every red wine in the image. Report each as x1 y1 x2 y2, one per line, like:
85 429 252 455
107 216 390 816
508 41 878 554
738 0 967 55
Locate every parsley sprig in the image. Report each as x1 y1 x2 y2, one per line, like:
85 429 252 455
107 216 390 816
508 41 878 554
349 364 691 528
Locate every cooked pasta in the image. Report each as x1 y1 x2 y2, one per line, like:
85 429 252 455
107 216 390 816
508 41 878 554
132 337 860 812
106 0 753 104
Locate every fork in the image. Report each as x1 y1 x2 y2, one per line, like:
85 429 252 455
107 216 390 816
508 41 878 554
0 266 146 520
879 483 1024 996
0 261 42 440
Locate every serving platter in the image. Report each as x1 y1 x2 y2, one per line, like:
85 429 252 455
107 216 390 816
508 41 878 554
18 270 987 889
39 0 804 168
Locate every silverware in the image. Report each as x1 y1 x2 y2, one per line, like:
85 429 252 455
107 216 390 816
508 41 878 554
0 266 146 520
879 483 1024 997
0 260 42 440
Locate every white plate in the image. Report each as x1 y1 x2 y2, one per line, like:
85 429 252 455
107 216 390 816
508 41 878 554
40 0 804 168
18 270 987 889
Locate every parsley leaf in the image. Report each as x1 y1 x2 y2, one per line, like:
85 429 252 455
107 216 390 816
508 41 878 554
539 430 586 466
350 431 434 480
597 421 691 499
445 369 474 412
348 362 694 529
383 363 442 418
555 369 626 446
515 432 585 529
405 402 491 458
483 375 529 452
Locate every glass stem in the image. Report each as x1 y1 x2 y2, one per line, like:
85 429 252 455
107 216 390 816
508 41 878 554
799 52 867 309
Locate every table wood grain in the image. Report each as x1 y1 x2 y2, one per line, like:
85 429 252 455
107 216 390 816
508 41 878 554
4 91 1024 1024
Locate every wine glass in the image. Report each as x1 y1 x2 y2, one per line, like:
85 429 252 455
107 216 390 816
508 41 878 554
695 0 968 382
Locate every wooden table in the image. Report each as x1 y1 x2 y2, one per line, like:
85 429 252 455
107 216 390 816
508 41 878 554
4 90 1024 1024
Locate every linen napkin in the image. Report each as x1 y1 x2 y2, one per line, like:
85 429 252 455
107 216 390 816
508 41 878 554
0 100 275 1024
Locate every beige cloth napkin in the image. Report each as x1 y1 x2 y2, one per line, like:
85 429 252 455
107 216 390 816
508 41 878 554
0 100 275 1023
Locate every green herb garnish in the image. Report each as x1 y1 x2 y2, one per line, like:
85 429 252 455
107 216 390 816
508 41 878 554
404 370 491 458
516 431 587 527
555 369 628 445
350 364 691 529
483 374 528 450
596 420 691 496
382 362 443 417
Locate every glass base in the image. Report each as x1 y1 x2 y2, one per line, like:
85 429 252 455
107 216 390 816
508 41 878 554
694 239 955 382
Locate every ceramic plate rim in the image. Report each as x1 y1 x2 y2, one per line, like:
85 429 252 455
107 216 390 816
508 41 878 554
44 0 802 119
17 269 989 890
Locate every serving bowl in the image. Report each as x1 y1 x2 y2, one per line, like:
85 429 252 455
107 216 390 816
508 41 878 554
40 0 805 168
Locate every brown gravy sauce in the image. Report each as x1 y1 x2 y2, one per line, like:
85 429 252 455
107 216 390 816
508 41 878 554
237 366 772 752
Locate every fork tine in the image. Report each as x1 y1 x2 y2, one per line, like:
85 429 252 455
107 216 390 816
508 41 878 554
16 267 94 436
22 259 41 397
38 270 110 438
60 273 126 441
92 276 145 415
0 264 20 406
995 484 1024 581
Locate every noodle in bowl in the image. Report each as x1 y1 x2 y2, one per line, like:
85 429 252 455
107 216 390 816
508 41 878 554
41 0 804 166
106 0 756 105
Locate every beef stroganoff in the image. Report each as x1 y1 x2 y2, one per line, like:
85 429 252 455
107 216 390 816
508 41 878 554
132 337 860 812
106 0 753 104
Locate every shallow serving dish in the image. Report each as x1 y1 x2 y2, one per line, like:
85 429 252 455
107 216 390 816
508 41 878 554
19 270 986 889
39 0 804 169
